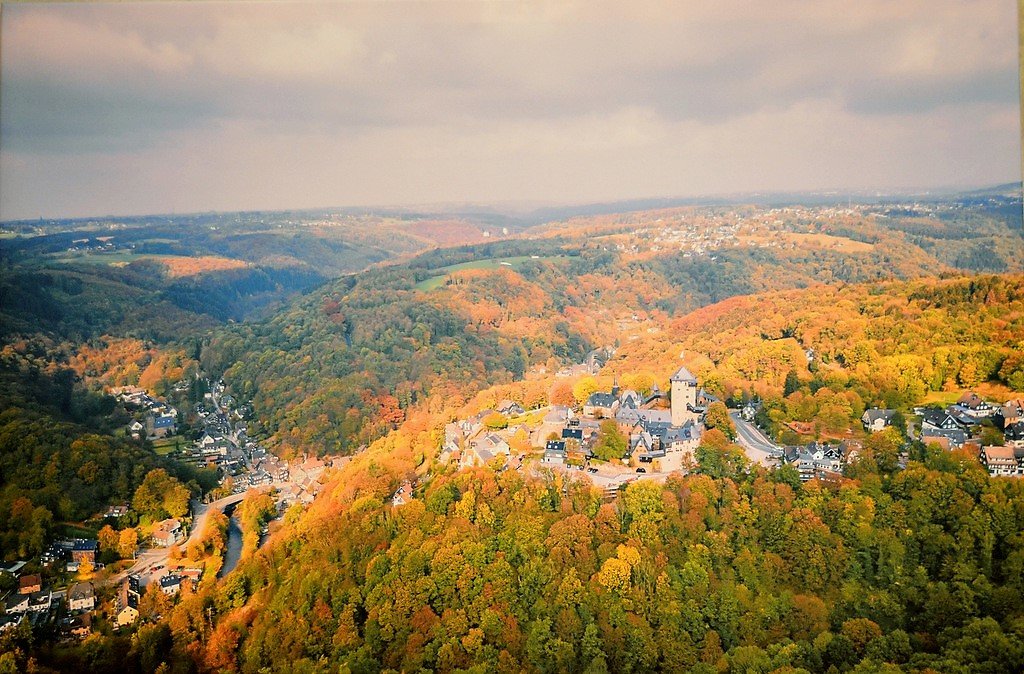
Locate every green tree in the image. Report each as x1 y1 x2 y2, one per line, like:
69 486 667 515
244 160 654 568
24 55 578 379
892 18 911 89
784 369 802 396
482 412 509 430
980 425 1005 447
704 402 736 440
593 420 627 461
133 469 191 521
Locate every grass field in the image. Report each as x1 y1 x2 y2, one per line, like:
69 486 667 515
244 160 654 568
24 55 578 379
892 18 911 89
919 382 1015 407
58 522 100 539
54 251 180 265
160 256 248 277
152 435 185 455
740 232 874 253
919 391 962 407
414 256 548 291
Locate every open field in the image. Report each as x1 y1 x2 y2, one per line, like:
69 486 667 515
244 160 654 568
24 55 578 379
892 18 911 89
739 232 874 253
58 522 100 539
53 251 173 265
152 435 185 455
414 256 548 291
921 382 1017 407
919 390 963 407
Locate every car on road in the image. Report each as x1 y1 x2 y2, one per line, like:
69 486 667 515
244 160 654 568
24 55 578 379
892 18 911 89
587 467 598 473
636 467 646 473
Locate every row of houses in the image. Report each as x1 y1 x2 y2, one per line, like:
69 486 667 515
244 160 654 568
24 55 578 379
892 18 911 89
862 393 1024 479
40 539 98 570
1 574 95 637
978 396 1024 477
780 441 863 483
441 366 712 476
153 518 184 547
556 346 616 378
183 399 243 468
980 445 1024 477
441 404 525 469
276 455 334 506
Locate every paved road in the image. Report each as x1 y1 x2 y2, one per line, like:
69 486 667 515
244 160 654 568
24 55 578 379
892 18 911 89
106 491 260 587
730 412 782 466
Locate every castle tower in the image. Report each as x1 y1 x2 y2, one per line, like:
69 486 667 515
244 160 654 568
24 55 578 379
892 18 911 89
670 366 698 427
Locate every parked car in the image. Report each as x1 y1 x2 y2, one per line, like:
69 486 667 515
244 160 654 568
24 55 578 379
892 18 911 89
636 467 646 473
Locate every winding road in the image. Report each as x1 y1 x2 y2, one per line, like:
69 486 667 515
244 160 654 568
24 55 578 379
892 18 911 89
730 411 783 466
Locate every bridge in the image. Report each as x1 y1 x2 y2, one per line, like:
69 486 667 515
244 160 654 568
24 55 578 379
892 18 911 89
106 486 271 586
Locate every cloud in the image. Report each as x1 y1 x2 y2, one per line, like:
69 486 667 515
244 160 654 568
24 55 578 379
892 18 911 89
3 8 194 84
0 0 1019 219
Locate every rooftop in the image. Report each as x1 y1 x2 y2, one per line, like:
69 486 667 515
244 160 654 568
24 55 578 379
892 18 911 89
670 366 698 384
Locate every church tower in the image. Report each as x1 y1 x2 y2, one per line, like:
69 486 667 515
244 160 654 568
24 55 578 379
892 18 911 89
670 366 698 427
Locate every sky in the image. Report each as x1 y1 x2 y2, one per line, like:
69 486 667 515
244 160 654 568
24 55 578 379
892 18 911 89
1 1 1021 221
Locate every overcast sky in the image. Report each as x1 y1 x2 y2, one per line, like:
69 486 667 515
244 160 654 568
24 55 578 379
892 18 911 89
1 1 1020 220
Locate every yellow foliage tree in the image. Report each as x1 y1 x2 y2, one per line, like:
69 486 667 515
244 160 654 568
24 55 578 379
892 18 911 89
572 377 599 406
596 557 631 593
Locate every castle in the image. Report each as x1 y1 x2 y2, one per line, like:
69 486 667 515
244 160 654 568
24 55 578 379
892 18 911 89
670 366 699 427
574 365 708 472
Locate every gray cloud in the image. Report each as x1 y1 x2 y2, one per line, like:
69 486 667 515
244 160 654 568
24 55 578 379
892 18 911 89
0 1 1019 219
1 78 222 153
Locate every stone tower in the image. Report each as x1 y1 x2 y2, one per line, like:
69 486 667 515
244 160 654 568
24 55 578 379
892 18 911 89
670 366 698 427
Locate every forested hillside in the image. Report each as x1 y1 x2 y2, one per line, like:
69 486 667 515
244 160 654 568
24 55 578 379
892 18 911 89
122 454 1024 673
0 206 530 344
203 209 1021 457
25 270 1024 672
604 274 1024 439
7 270 1024 673
0 344 214 560
0 258 326 343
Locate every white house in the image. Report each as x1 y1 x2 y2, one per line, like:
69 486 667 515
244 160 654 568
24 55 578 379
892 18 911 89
861 408 897 432
68 582 95 612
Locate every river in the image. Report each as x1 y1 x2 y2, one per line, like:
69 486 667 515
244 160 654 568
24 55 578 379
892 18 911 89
218 503 244 578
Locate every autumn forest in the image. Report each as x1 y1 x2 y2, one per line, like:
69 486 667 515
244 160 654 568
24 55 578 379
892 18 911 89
1 194 1024 674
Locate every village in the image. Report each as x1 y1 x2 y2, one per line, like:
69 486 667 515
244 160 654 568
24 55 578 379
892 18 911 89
0 378 338 639
405 364 713 506
397 357 1024 508
115 379 332 502
768 392 1024 483
7 353 1024 640
585 199 1007 261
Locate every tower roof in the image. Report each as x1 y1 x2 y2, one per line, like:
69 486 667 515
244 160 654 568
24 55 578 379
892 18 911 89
670 366 697 384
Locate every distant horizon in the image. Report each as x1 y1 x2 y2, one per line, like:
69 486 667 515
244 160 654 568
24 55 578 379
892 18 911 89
2 2 1020 221
2 179 1020 226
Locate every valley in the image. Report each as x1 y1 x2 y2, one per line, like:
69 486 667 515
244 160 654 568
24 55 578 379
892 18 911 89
1 191 1024 673
3 4 1021 671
